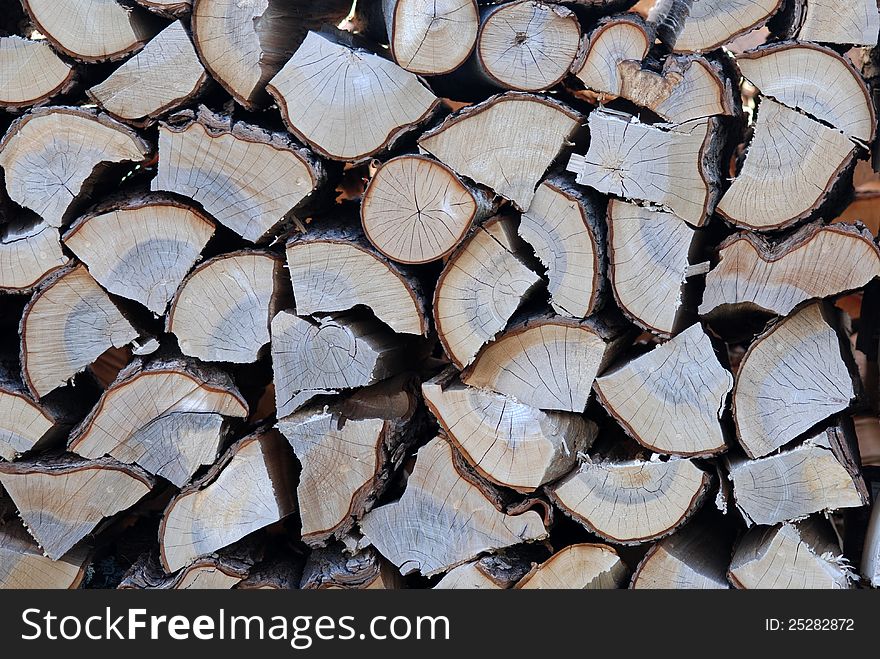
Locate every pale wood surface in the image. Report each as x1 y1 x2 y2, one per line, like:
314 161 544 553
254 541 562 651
515 543 627 589
134 0 191 17
0 36 75 109
385 0 479 75
577 18 650 98
631 524 730 589
797 0 880 46
0 221 68 293
862 498 880 587
654 0 781 53
0 518 89 589
433 552 534 589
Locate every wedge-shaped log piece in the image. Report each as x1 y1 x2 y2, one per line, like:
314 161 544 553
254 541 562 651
0 221 67 293
733 303 856 459
167 251 283 363
21 265 139 399
595 324 733 457
548 456 710 544
462 316 627 413
567 110 721 226
0 455 154 559
0 36 75 109
419 92 582 210
423 370 596 492
518 178 605 318
360 436 547 576
153 107 323 243
0 108 150 228
361 155 495 264
87 21 208 125
630 524 730 589
268 31 438 162
434 217 542 368
434 551 535 589
271 311 408 418
64 195 214 315
729 519 855 589
0 518 90 589
120 547 255 589
384 0 479 75
279 379 420 546
301 546 403 590
650 0 781 53
700 223 880 318
793 0 880 46
22 0 157 62
134 0 191 18
577 17 650 98
738 44 875 143
160 428 296 572
68 356 247 487
717 98 856 231
515 544 627 589
286 227 427 336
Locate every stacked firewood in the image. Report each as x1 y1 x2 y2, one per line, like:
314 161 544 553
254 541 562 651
1 0 880 590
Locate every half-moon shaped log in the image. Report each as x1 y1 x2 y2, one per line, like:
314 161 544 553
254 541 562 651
651 0 781 53
576 17 650 99
630 524 730 589
0 221 68 293
515 544 627 589
384 0 479 75
0 36 75 109
0 519 90 589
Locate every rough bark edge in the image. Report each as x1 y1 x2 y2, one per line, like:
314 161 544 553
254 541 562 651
134 0 192 18
387 0 479 75
0 40 77 111
576 13 652 92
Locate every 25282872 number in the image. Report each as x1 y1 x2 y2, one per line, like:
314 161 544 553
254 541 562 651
787 619 854 631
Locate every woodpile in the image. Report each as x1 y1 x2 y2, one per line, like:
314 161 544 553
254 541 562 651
1 0 879 591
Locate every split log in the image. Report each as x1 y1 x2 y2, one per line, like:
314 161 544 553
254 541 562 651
68 355 248 488
383 0 479 75
630 524 731 589
863 498 880 587
159 428 296 572
548 456 711 544
649 0 781 53
595 324 733 457
21 0 158 62
359 436 548 576
738 43 875 144
134 0 191 18
301 545 403 590
517 177 606 319
0 518 90 589
728 519 856 589
716 98 857 231
515 544 628 589
566 110 723 227
729 424 869 526
433 217 542 368
63 195 215 315
0 455 154 559
786 0 880 46
152 107 324 243
434 551 536 589
20 265 140 399
0 36 75 110
732 303 857 459
166 251 283 363
419 92 583 210
461 315 629 413
120 547 255 589
576 16 650 98
422 369 597 492
0 107 151 228
475 1 582 92
286 226 428 336
0 220 68 293
87 20 209 126
278 378 420 545
361 154 495 264
699 223 880 319
271 311 409 418
267 31 439 162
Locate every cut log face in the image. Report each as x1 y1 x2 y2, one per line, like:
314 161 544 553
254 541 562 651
422 371 597 492
655 0 781 53
434 218 542 368
301 546 403 590
0 455 154 559
271 311 408 418
87 20 208 125
0 108 151 228
738 44 875 143
515 544 627 589
21 0 157 62
434 551 534 589
595 324 733 457
385 0 479 75
577 18 650 99
0 221 68 293
63 195 215 315
167 252 283 363
359 436 547 576
21 265 140 399
733 303 856 459
607 200 697 336
517 178 605 318
567 110 720 226
1 518 90 589
863 499 880 588
796 0 880 46
268 31 439 162
0 362 71 461
0 36 75 109
461 316 625 413
419 92 583 210
728 519 855 589
152 107 323 242
476 1 582 92
68 356 248 488
717 98 856 231
630 524 730 589
548 457 710 544
160 429 297 572
699 223 880 319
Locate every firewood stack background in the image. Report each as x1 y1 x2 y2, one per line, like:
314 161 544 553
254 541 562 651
1 0 880 590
